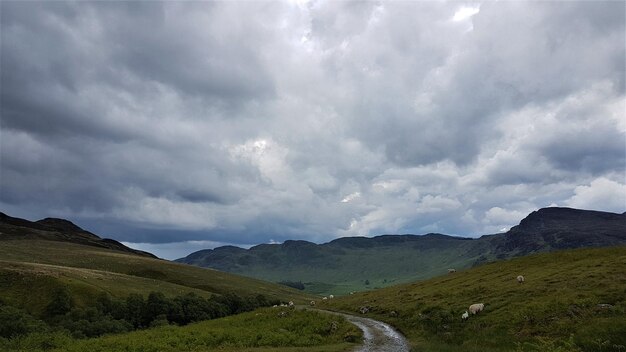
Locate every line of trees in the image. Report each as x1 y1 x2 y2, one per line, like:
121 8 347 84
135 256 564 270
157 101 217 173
0 289 278 339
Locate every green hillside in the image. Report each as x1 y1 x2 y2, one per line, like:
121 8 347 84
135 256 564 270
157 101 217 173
178 208 626 296
323 246 626 351
200 236 484 296
0 234 334 351
0 239 314 314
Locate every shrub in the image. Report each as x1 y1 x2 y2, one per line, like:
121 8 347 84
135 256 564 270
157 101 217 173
0 306 48 338
45 287 72 317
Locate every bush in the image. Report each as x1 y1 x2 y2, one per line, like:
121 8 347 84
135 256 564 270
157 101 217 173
0 306 48 338
45 287 72 317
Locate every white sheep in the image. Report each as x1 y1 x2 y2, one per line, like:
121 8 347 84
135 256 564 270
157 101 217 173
288 301 294 307
322 296 328 301
310 300 316 306
448 268 456 274
461 311 469 321
517 275 525 284
329 294 334 299
469 303 484 315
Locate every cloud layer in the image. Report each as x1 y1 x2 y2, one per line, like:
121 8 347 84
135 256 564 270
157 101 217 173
1 1 624 258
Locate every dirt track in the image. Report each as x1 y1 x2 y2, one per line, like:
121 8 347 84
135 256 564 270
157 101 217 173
317 309 410 352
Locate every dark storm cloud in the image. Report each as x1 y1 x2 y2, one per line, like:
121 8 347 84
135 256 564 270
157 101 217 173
1 1 624 258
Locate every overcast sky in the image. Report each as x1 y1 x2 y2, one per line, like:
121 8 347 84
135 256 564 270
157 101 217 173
1 1 625 259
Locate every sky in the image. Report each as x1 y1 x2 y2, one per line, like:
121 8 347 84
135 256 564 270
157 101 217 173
1 1 625 260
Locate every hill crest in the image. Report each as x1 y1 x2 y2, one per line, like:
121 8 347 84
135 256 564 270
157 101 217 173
0 212 156 258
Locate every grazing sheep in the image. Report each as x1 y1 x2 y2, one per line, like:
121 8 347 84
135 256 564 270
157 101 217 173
517 275 525 284
448 268 456 274
329 294 334 299
469 303 484 315
462 311 469 321
288 301 294 307
322 296 328 301
310 300 316 307
330 321 338 332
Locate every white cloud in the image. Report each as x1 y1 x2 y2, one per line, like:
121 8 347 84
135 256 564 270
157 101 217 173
341 192 361 203
566 178 626 212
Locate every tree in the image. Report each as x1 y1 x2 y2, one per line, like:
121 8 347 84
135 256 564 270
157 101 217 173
0 306 47 337
45 287 72 317
145 291 169 325
125 294 145 328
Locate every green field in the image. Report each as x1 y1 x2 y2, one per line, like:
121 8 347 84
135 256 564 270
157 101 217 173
323 246 626 351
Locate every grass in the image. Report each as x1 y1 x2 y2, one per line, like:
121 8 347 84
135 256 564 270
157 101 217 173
323 246 626 351
0 239 315 315
0 307 362 352
188 240 484 296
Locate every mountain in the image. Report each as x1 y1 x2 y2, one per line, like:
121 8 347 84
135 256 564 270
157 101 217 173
0 212 156 258
0 211 313 316
488 207 626 255
177 207 626 295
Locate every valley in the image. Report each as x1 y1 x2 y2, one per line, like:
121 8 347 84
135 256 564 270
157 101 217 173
1 208 624 352
178 207 626 295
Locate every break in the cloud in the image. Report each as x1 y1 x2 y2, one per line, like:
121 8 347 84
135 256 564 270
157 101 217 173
1 1 624 259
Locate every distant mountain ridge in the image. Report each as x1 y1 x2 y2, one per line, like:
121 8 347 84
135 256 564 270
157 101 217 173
177 207 626 295
0 212 157 258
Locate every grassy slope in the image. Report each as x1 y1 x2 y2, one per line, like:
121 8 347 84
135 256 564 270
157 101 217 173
0 240 314 315
1 308 362 352
214 241 486 296
323 246 626 351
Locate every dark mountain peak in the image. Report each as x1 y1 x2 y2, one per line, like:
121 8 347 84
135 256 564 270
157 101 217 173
37 217 86 232
495 207 626 255
282 240 316 248
0 211 156 258
1 212 48 230
213 245 247 252
326 236 373 248
325 233 472 248
512 207 625 233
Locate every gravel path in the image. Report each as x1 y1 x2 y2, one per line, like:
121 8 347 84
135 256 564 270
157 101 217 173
315 309 411 352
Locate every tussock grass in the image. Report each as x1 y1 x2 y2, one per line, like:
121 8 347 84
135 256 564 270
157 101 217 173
324 246 626 351
1 308 361 352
